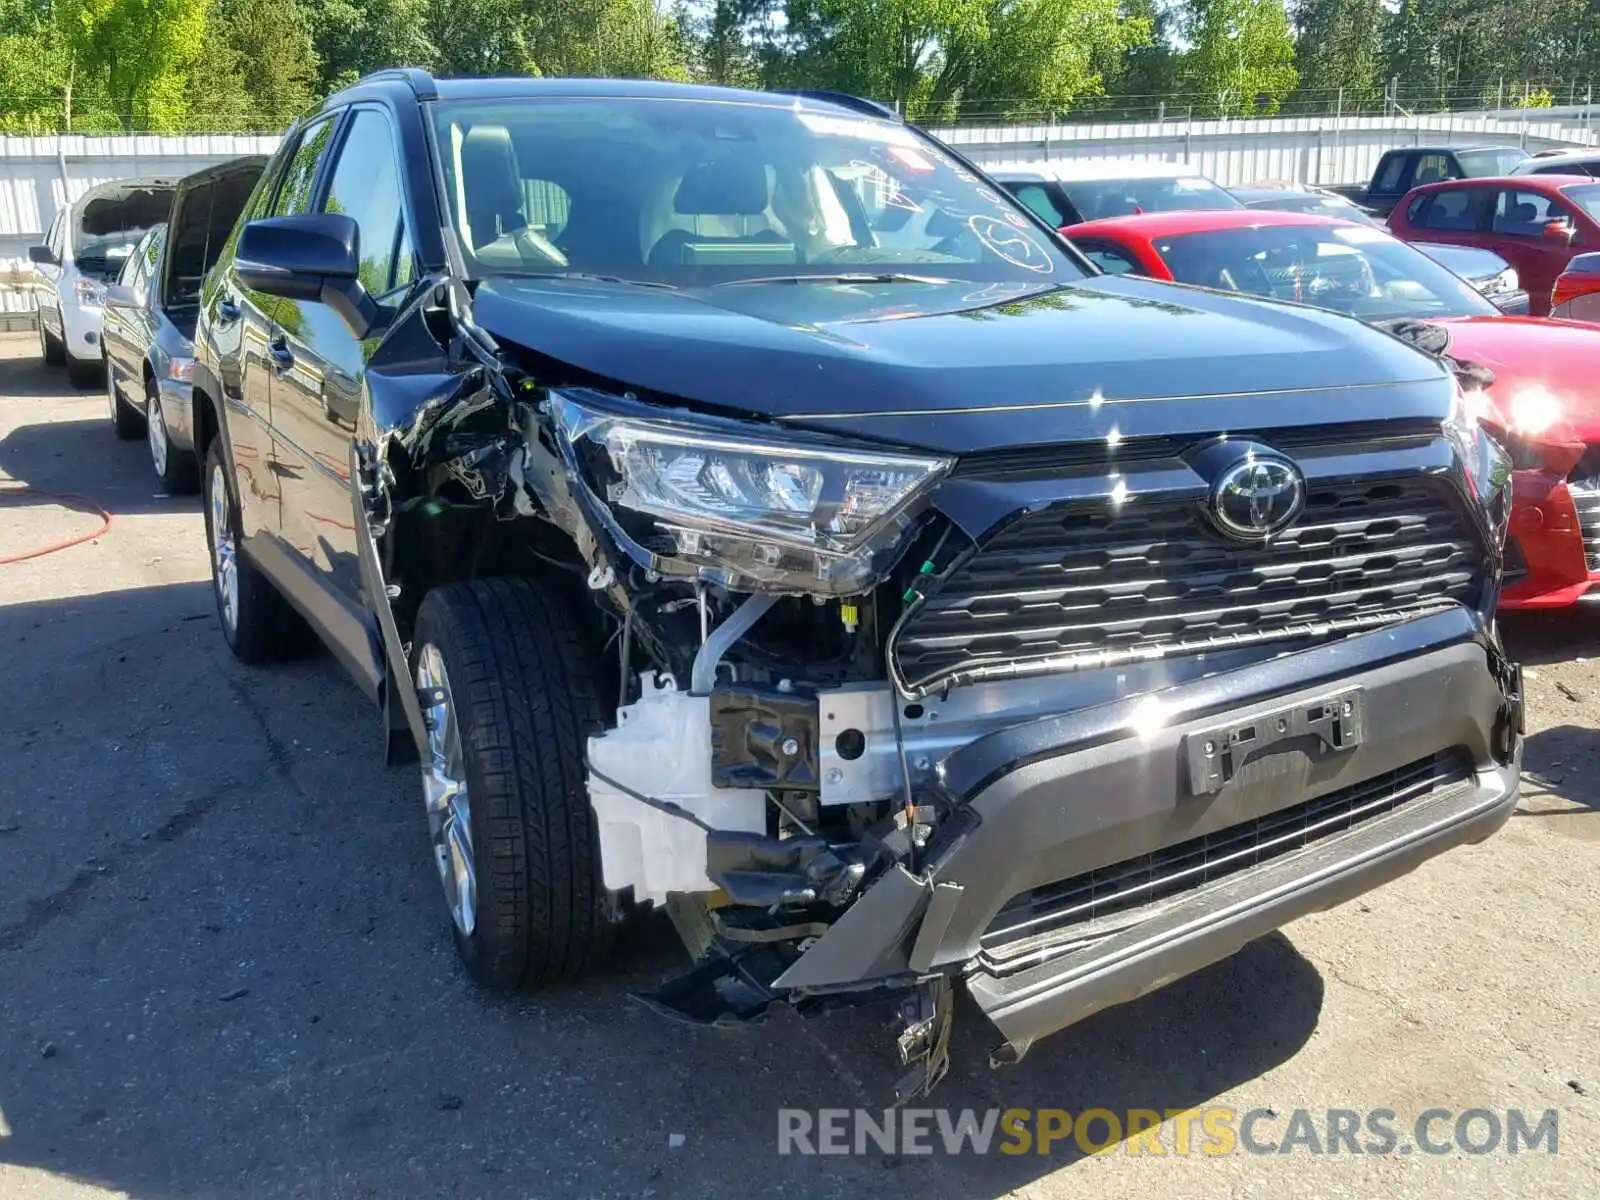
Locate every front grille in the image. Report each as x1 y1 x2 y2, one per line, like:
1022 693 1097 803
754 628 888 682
1567 473 1600 572
895 476 1481 693
978 751 1473 975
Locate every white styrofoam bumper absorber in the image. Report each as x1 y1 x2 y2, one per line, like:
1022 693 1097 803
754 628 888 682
586 672 767 906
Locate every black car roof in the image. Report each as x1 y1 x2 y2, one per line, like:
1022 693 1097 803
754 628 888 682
325 72 895 120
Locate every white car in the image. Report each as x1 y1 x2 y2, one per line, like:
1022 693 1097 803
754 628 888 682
29 178 176 386
986 160 1242 227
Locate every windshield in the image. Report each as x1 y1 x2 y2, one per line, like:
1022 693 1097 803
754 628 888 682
1151 223 1498 320
1561 184 1600 223
429 97 1084 286
1456 149 1529 177
1059 175 1242 221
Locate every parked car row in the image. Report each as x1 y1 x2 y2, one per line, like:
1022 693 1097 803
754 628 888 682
26 80 1535 1098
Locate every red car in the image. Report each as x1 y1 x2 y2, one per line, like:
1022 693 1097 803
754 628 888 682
1385 174 1600 315
1063 208 1600 609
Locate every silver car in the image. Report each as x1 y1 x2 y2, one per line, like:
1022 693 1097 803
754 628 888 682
101 156 266 491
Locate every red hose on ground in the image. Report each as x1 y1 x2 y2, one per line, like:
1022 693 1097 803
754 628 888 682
0 483 113 565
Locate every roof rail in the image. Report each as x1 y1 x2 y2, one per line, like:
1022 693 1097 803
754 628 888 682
780 90 901 122
352 67 439 101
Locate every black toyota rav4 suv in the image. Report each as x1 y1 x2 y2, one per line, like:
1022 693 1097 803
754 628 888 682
193 70 1522 1095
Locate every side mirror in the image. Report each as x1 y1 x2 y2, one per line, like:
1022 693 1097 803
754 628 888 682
103 282 136 308
1542 219 1575 242
235 214 375 338
28 245 58 266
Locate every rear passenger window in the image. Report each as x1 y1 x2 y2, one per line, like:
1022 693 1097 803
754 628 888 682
1375 155 1407 193
270 117 338 217
1493 189 1571 237
523 179 572 240
1412 154 1453 186
1010 183 1068 228
1419 190 1481 231
1074 242 1142 275
320 109 415 300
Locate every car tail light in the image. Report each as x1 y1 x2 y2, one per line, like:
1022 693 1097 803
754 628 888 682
1552 269 1600 312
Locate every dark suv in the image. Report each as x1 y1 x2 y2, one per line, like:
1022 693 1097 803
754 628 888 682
193 70 1523 1095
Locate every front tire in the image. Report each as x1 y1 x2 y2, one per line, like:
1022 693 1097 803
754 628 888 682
412 579 616 988
38 317 65 366
147 379 198 493
70 352 104 390
202 438 312 664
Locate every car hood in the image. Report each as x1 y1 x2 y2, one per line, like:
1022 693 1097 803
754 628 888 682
473 274 1450 455
1437 315 1600 443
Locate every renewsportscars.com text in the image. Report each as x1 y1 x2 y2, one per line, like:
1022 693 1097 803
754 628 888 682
776 1107 1560 1157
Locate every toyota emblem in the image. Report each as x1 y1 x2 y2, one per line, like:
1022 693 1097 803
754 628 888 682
1209 455 1305 540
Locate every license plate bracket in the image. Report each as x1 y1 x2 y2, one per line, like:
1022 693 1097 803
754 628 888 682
1185 688 1366 796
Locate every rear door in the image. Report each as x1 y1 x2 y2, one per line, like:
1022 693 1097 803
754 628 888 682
103 228 160 399
1486 186 1583 314
269 105 418 611
1397 184 1492 251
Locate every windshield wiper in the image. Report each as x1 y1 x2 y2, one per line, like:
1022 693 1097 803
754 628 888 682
505 271 678 291
714 272 955 287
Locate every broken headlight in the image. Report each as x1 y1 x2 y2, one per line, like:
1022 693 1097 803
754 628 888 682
554 393 950 594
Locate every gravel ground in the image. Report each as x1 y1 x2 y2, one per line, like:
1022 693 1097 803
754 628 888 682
0 332 1596 1199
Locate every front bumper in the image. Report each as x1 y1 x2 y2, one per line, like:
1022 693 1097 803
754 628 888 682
59 298 103 363
1500 470 1598 609
773 607 1522 1058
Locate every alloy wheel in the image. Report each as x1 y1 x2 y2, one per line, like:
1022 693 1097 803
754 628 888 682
417 643 477 936
207 462 239 633
147 386 169 480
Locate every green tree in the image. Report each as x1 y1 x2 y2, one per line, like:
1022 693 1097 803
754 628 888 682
303 0 433 91
1179 0 1299 115
55 0 210 129
1102 0 1180 114
777 0 1147 119
425 0 536 76
1289 0 1383 111
188 0 319 129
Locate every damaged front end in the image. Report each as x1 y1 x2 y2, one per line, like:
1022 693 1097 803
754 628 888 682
353 281 1520 1104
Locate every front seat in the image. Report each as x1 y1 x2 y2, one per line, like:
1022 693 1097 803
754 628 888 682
647 155 792 267
457 125 566 268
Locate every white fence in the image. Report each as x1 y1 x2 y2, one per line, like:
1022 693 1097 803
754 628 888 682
1 110 1595 325
932 110 1598 187
0 134 280 324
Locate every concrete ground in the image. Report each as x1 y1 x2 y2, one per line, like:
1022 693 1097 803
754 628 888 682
0 332 1595 1199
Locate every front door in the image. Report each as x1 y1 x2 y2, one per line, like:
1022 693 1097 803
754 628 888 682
1487 187 1584 315
269 106 418 612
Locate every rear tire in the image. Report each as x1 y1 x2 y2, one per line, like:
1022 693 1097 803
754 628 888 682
38 318 65 366
106 362 144 439
412 579 616 989
202 438 314 664
69 352 104 390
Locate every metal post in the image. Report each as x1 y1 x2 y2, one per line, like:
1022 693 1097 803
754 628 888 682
1186 106 1194 163
1331 87 1342 187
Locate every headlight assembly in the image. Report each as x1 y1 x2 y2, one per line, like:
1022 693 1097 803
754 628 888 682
553 392 951 594
1445 381 1512 543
